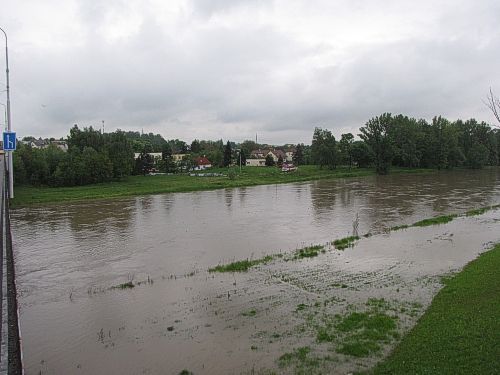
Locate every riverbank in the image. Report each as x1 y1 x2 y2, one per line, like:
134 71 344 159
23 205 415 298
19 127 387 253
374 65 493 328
11 166 433 207
373 243 500 374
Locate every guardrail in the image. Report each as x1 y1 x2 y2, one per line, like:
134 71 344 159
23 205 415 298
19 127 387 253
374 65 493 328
0 162 23 374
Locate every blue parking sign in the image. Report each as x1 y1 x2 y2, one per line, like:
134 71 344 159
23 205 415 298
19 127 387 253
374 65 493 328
3 132 16 151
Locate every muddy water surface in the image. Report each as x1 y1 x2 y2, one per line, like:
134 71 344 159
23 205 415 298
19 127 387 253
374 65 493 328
11 168 500 374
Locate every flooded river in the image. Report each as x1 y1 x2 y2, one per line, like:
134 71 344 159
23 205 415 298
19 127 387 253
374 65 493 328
11 168 500 374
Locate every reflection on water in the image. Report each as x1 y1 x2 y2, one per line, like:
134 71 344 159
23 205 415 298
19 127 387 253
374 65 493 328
10 168 500 373
13 169 500 307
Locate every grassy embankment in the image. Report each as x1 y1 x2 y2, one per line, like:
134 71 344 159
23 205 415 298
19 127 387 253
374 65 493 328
11 166 432 207
373 243 500 374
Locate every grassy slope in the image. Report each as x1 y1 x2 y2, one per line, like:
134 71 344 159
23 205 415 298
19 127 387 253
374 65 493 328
11 166 432 207
373 243 500 375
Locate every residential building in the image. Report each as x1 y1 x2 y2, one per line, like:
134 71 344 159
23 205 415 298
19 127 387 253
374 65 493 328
193 156 212 170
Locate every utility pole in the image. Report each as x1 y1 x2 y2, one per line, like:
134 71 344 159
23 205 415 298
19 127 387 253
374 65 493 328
0 27 13 198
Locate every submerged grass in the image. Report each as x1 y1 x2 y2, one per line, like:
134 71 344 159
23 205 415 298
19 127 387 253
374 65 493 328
465 203 500 217
109 281 134 290
278 346 334 374
332 236 360 250
392 204 500 231
293 245 325 259
412 214 458 227
208 255 274 272
315 309 398 358
373 243 500 374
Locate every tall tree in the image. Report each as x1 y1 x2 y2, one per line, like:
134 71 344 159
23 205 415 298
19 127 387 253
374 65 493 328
223 141 232 167
311 127 338 169
339 133 355 168
190 139 201 153
359 113 393 174
293 143 305 165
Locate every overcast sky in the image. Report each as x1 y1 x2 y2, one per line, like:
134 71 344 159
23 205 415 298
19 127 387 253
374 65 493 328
1 0 499 144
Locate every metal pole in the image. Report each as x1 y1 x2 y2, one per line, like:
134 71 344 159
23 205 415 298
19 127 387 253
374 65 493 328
0 103 6 130
0 27 13 199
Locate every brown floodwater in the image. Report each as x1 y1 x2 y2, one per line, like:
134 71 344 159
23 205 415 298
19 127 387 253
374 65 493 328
11 168 500 374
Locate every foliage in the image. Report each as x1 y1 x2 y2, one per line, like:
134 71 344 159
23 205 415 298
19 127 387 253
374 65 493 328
332 236 360 250
311 127 338 169
277 155 284 168
359 113 394 174
123 131 167 153
293 143 305 165
339 133 355 167
412 214 458 227
351 140 372 168
208 255 274 272
265 154 275 166
14 126 133 187
223 141 232 167
134 149 154 175
293 245 324 259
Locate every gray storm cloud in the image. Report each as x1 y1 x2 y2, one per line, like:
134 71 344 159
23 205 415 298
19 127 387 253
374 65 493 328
1 0 499 143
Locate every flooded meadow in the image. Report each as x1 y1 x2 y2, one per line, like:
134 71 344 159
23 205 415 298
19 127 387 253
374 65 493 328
11 168 500 374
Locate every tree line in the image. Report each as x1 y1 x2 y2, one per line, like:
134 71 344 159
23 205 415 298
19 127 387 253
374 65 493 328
13 113 500 187
14 125 135 186
310 114 499 174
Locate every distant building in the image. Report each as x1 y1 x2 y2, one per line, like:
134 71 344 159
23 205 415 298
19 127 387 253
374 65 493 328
246 159 266 167
134 152 162 160
50 140 68 152
193 156 212 170
21 138 69 152
172 153 188 163
249 148 290 163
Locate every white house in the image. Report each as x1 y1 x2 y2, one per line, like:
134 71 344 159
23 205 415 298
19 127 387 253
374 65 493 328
246 159 266 167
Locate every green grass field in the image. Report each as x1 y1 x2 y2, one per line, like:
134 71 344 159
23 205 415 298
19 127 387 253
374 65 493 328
11 166 433 207
373 243 500 374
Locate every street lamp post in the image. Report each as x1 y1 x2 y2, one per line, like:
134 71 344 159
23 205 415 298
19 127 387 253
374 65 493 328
0 26 14 198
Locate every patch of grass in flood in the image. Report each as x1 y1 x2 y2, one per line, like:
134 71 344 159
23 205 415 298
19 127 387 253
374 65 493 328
392 204 500 231
465 204 500 217
373 243 500 374
242 309 257 317
109 281 134 290
293 245 325 259
278 346 328 373
390 224 409 231
208 255 274 272
332 236 360 250
334 311 398 357
412 214 458 227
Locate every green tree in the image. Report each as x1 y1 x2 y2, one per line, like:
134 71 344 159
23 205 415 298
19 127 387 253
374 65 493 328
240 140 258 157
134 149 154 175
190 139 201 153
292 143 305 165
359 113 393 174
277 155 284 168
223 141 232 167
106 131 134 178
311 127 338 169
351 141 373 168
265 154 275 166
339 133 354 168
